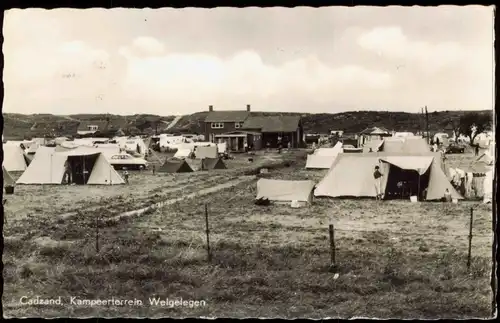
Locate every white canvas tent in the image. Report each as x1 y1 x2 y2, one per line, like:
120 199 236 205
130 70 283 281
483 168 493 203
381 137 431 154
2 144 28 171
119 137 148 157
305 142 343 169
174 148 192 159
217 142 227 154
256 178 316 205
314 142 343 156
314 152 461 201
194 146 218 159
16 147 124 185
363 139 384 152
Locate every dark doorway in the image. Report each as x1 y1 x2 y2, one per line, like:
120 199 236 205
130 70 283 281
237 137 244 151
384 165 431 200
67 154 99 185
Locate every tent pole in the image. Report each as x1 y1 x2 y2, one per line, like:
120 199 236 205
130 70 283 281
418 173 421 201
83 156 86 184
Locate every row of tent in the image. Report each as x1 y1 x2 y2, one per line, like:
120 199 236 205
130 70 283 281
258 152 493 203
4 145 228 185
299 137 493 201
306 137 433 170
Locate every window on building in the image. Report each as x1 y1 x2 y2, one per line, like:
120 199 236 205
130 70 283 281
235 122 243 128
211 123 224 129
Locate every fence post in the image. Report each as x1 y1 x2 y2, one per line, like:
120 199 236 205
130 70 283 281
329 224 336 271
96 213 100 253
467 207 473 271
205 203 212 262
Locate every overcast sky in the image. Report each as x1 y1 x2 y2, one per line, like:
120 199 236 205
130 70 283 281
2 6 494 116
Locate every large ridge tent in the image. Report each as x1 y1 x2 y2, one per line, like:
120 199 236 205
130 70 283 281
16 147 125 185
3 144 29 172
314 152 461 200
3 166 15 186
256 178 316 205
195 146 218 159
202 158 227 170
158 158 194 173
305 142 343 169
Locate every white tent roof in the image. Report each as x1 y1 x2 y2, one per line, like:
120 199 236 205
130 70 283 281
217 142 227 154
174 148 192 158
195 146 218 159
306 141 343 169
2 144 28 171
305 154 337 169
256 179 316 203
379 156 434 175
313 142 343 156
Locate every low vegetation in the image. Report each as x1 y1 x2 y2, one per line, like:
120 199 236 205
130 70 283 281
2 150 493 318
2 110 492 139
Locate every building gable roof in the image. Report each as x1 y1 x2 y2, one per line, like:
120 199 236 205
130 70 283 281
77 121 109 131
242 115 301 133
204 111 250 123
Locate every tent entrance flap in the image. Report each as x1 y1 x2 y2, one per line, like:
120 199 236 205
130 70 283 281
67 154 99 184
383 165 431 200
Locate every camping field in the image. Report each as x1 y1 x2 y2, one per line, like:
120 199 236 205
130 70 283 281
2 149 494 318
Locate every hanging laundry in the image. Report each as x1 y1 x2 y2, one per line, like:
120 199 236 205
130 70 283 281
465 172 473 198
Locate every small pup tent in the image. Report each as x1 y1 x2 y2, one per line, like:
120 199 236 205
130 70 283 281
3 144 29 171
201 158 227 170
3 166 15 186
158 158 194 173
194 146 218 159
256 179 316 205
314 152 461 201
16 148 125 185
305 141 343 169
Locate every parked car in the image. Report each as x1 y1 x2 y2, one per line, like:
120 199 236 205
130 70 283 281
445 143 466 154
108 153 149 170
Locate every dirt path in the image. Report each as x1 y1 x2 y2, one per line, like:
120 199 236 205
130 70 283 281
104 175 256 224
55 174 233 220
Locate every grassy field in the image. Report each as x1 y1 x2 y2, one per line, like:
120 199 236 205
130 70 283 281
2 149 494 318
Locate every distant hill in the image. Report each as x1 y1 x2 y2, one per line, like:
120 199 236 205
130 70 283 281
1 110 492 140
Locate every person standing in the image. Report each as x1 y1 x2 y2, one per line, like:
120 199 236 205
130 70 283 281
244 141 248 153
443 188 452 202
124 170 129 184
373 165 383 200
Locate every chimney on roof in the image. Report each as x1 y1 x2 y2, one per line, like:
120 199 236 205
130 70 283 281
246 104 251 112
209 105 213 112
